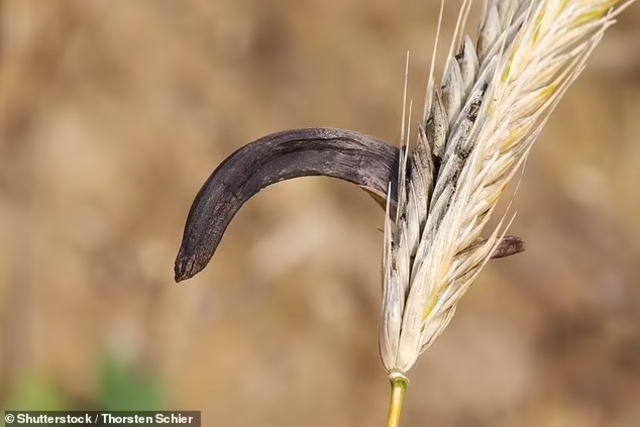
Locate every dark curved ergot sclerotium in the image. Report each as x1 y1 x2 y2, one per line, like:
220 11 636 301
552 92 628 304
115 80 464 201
174 127 524 282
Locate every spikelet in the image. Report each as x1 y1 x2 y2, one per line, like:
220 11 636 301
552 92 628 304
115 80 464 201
379 0 636 380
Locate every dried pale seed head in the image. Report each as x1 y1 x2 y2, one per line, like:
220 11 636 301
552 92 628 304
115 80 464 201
379 0 636 377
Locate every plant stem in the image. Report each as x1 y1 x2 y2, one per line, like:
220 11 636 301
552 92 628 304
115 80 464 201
386 372 408 427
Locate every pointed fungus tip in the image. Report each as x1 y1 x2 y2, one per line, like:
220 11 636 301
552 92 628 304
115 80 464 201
174 255 203 283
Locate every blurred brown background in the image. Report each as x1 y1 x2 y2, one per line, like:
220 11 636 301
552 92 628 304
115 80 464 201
1 0 640 426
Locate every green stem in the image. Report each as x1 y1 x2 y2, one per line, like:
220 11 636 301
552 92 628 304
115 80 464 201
386 372 408 427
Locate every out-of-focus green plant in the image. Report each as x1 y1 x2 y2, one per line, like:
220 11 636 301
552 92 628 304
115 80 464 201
3 374 68 412
1 352 164 417
96 354 163 411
